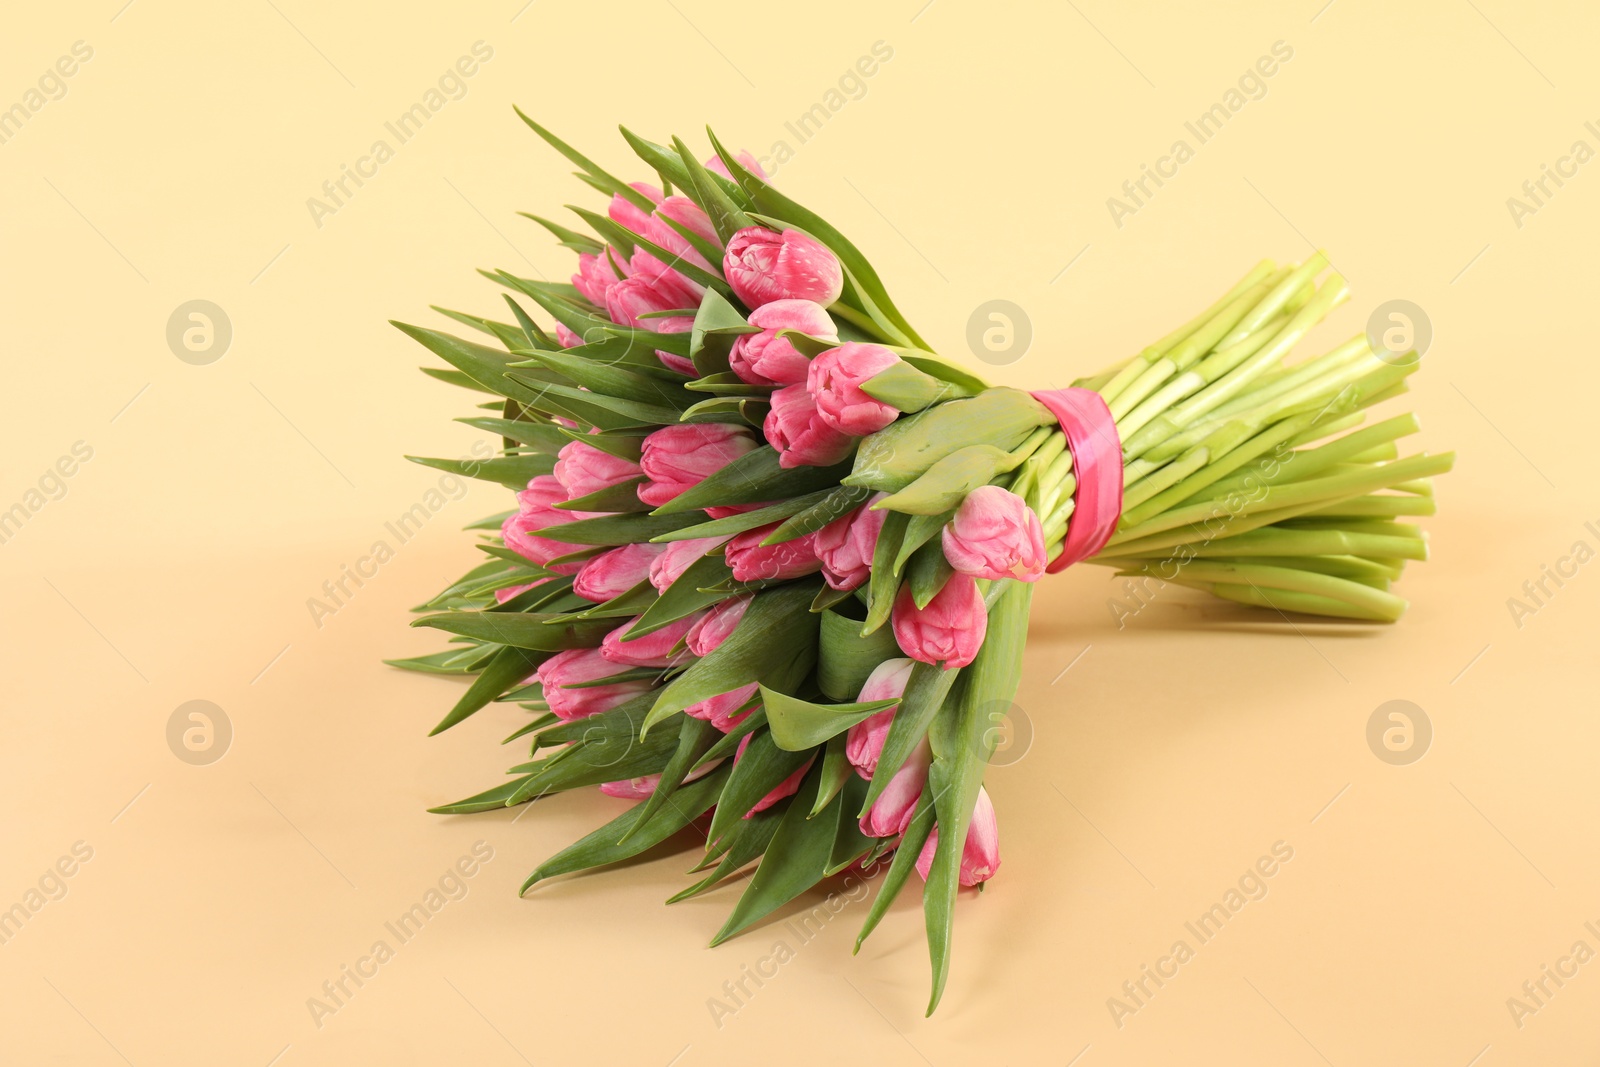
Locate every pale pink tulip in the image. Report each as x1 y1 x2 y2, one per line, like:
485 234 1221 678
808 343 901 436
501 475 588 574
537 646 654 720
941 485 1048 582
814 496 887 592
573 542 667 603
649 536 731 592
859 741 931 838
638 423 759 507
916 786 1000 886
891 574 987 669
723 226 844 309
764 383 854 469
686 595 752 656
729 299 837 386
554 439 642 501
600 612 704 669
705 150 768 182
685 683 759 732
724 523 823 583
844 657 916 779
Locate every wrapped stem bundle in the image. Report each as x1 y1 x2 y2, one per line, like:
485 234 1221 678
391 115 1453 1013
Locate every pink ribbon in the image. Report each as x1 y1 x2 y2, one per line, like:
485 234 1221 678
1030 388 1122 573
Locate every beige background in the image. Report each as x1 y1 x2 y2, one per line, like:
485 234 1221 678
2 0 1596 1063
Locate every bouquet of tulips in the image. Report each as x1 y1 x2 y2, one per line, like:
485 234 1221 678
391 113 1452 1013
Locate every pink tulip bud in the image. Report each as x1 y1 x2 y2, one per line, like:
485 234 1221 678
572 247 628 306
916 786 1000 886
493 578 549 605
734 733 813 816
764 383 854 469
555 323 585 348
891 573 987 669
604 251 702 375
725 523 823 583
859 741 931 838
728 299 838 386
723 226 844 309
573 542 667 603
606 182 665 235
807 343 902 436
554 439 643 501
599 776 658 800
844 657 916 779
501 475 588 574
649 536 730 593
941 485 1048 582
685 682 759 732
686 594 752 656
814 494 887 592
536 646 654 720
704 150 768 182
638 424 759 508
600 611 704 669
642 196 717 271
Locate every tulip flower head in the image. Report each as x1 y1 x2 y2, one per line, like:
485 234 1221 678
722 226 844 309
941 485 1048 582
808 343 902 436
891 573 987 669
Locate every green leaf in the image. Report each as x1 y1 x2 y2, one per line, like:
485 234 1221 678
384 649 485 675
693 707 767 771
429 645 547 735
862 661 960 813
812 733 854 816
556 476 650 514
825 774 875 876
412 611 613 651
706 728 814 847
894 510 953 574
536 510 706 546
628 552 739 638
505 372 682 427
763 686 895 752
847 389 1053 494
875 445 1017 515
818 607 902 700
455 416 571 453
924 580 1033 1015
642 580 822 735
673 135 754 245
689 289 751 378
521 764 731 891
405 453 552 489
654 446 855 515
394 322 562 406
863 511 910 634
764 485 870 545
622 715 721 841
650 492 828 542
519 212 605 255
860 360 960 413
667 801 785 902
907 539 954 609
513 108 657 212
513 348 691 409
710 761 836 945
429 774 539 815
854 786 936 950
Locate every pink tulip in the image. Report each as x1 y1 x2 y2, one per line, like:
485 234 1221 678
554 323 585 349
729 299 838 386
764 383 854 469
639 196 716 271
685 682 759 732
844 657 916 779
859 741 931 838
808 343 902 436
536 646 654 720
604 251 701 375
705 150 768 182
814 495 887 592
734 733 813 816
605 182 665 236
599 776 658 800
573 542 667 603
638 423 759 507
916 786 1000 886
941 485 1048 582
600 612 704 668
686 594 752 656
723 226 844 309
572 247 628 306
554 439 643 501
649 536 730 592
891 574 986 669
501 475 589 574
493 579 549 605
725 523 823 583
